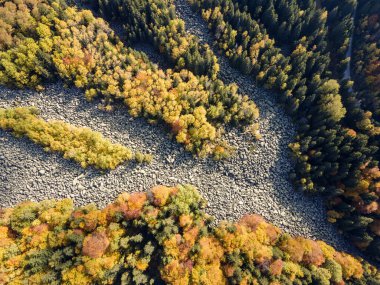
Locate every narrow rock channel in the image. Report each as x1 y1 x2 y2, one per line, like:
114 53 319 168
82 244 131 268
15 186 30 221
343 3 358 81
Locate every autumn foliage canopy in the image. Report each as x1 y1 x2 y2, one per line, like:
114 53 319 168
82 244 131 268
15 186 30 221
0 185 379 284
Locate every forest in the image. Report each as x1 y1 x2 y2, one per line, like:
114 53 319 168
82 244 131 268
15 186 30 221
1 185 379 284
0 0 379 283
0 0 259 159
183 0 380 261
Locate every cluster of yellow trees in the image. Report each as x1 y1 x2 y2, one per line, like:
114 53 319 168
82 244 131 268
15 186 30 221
0 184 379 284
0 0 259 158
0 107 152 169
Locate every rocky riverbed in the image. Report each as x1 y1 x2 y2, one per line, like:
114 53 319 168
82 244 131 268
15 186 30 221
0 0 358 255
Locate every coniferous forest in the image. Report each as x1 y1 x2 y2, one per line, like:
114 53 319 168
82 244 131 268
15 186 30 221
0 0 379 284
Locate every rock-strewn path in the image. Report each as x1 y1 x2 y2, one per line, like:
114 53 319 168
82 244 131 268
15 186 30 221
0 1 359 254
343 3 357 81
